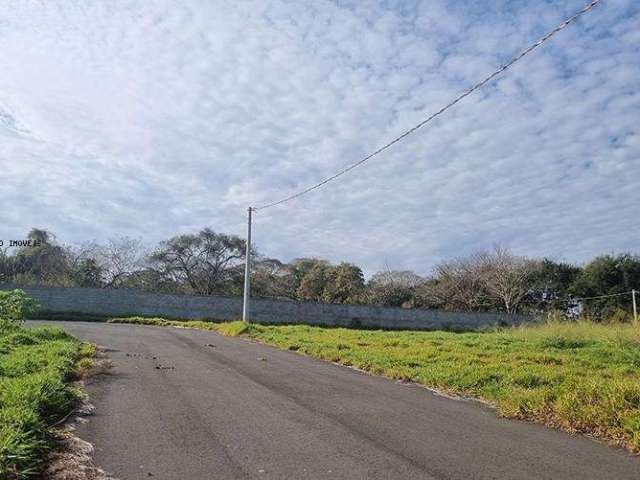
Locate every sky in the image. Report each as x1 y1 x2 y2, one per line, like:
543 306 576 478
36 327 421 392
0 0 638 276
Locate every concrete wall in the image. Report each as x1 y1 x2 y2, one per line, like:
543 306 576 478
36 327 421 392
2 285 535 331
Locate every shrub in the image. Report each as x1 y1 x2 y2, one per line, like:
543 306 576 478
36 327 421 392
0 290 40 331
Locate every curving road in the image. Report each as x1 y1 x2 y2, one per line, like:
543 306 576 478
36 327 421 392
31 321 639 480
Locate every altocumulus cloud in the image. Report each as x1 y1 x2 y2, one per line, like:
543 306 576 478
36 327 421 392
0 0 638 275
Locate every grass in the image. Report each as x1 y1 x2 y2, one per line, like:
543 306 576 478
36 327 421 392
105 316 640 452
34 310 223 323
0 325 90 479
106 316 248 335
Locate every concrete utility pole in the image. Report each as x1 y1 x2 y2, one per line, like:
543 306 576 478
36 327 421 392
633 289 638 326
242 207 253 323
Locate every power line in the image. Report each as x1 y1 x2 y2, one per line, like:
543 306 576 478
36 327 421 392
571 291 635 302
541 290 634 304
253 0 602 211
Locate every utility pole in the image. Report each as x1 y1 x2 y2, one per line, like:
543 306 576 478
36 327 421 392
242 207 253 323
633 289 638 326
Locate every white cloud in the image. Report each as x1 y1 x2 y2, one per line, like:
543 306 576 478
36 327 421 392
0 0 638 276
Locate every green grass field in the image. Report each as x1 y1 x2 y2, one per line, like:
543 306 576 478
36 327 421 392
109 316 640 452
0 326 90 479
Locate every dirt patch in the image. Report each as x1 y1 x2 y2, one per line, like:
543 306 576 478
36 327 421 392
44 424 118 480
44 348 118 480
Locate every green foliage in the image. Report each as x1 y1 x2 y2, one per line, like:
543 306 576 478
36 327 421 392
251 258 298 299
0 407 46 479
321 263 365 304
71 258 103 288
571 254 640 319
0 250 14 285
0 290 40 332
297 262 365 304
0 326 83 478
148 228 249 296
107 316 173 326
529 259 582 310
3 228 639 319
3 227 639 322
12 230 70 286
106 317 257 337
214 321 251 337
290 258 328 284
297 263 331 301
370 284 415 307
0 290 40 321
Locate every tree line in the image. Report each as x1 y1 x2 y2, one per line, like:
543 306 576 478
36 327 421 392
1 229 638 319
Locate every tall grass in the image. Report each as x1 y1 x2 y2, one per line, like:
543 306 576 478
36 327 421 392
0 327 84 479
508 319 640 345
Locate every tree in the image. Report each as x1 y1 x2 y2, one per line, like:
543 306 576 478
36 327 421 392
570 254 640 319
252 258 298 299
478 247 540 314
528 259 581 311
72 258 104 288
415 247 539 313
322 263 365 304
367 270 423 307
0 248 15 284
13 229 71 286
88 237 146 288
122 268 182 293
290 258 328 283
148 229 248 295
415 254 492 312
297 262 331 302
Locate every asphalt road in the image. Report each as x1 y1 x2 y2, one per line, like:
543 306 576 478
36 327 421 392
31 321 639 480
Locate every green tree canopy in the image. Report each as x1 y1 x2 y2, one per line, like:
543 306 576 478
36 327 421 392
148 228 248 295
322 263 365 304
297 262 331 302
570 254 640 318
13 229 70 285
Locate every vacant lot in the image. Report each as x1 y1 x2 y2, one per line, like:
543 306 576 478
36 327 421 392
0 326 90 479
109 317 640 452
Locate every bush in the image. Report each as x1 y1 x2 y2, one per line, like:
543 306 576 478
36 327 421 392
0 290 40 331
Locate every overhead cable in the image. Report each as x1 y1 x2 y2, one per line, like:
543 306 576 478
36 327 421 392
253 0 602 211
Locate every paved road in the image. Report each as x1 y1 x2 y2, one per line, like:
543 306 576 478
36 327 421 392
31 321 639 480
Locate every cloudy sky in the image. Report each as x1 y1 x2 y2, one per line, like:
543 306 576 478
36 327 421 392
1 0 638 275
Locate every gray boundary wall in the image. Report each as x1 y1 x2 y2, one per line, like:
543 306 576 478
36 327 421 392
2 285 534 331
